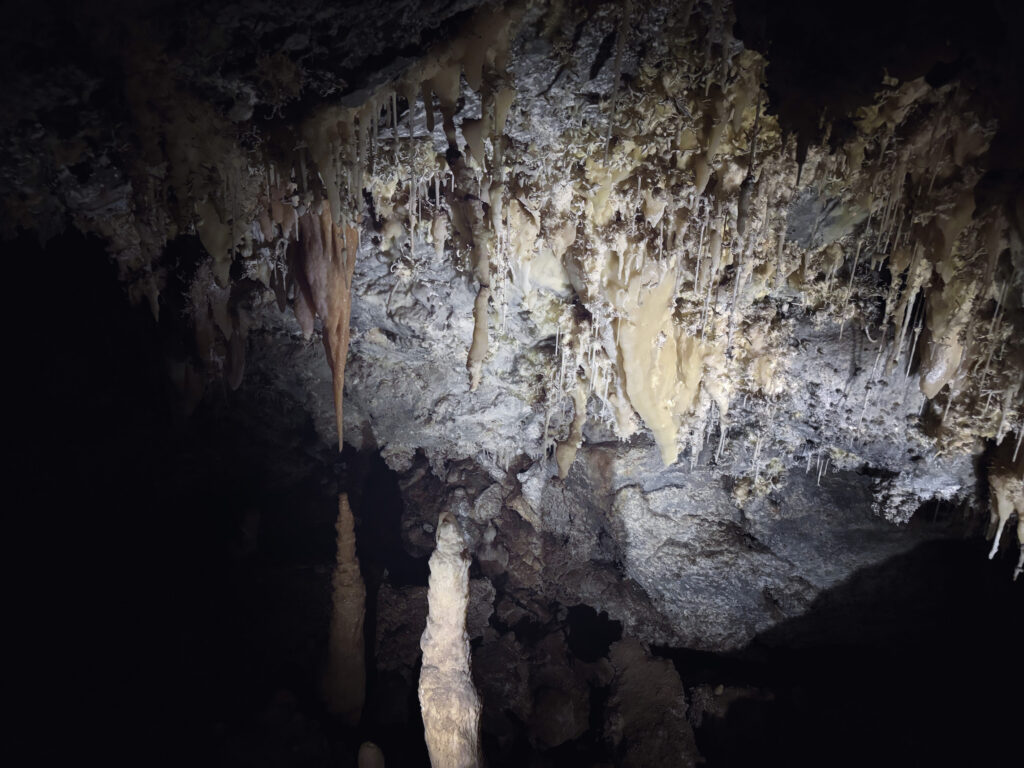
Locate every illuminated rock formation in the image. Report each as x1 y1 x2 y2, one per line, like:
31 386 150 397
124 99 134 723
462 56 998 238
418 510 482 768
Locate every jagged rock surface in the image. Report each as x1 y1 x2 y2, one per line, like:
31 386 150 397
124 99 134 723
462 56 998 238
4 0 1021 665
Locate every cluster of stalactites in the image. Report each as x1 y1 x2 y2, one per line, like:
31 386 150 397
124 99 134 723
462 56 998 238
412 5 520 391
854 81 1024 458
228 156 361 450
503 0 1022 491
135 0 1023 486
293 4 522 396
159 0 526 444
264 0 523 425
526 7 778 471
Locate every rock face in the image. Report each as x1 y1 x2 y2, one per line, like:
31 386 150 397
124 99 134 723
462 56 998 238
126 1 1014 658
606 639 699 768
4 0 1024 763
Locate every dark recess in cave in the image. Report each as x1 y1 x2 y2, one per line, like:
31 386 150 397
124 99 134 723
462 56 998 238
566 605 623 663
657 539 1023 767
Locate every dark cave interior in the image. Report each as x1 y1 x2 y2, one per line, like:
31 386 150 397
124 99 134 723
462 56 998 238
13 230 1021 766
6 0 1024 765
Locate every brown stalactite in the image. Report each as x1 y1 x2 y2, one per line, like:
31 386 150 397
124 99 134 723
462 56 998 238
295 204 359 450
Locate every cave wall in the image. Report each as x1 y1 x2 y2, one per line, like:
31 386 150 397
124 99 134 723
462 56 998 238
5 0 1024 764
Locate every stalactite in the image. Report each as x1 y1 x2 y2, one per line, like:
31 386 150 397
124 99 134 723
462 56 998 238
294 203 360 449
418 510 482 768
323 494 366 725
95 0 1024 521
555 384 588 478
736 96 761 240
446 150 495 391
468 285 491 390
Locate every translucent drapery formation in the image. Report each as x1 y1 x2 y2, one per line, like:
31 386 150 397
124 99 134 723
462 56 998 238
418 511 482 768
323 493 366 725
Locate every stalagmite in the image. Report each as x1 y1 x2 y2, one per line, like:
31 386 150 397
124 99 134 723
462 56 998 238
323 494 366 725
418 510 482 768
358 742 386 768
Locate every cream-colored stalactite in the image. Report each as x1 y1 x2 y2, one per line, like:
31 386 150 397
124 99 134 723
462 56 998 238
585 158 635 227
431 214 448 261
418 510 482 768
916 191 978 398
987 471 1023 568
612 256 705 466
462 118 487 167
446 153 494 391
919 280 972 400
323 494 366 725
